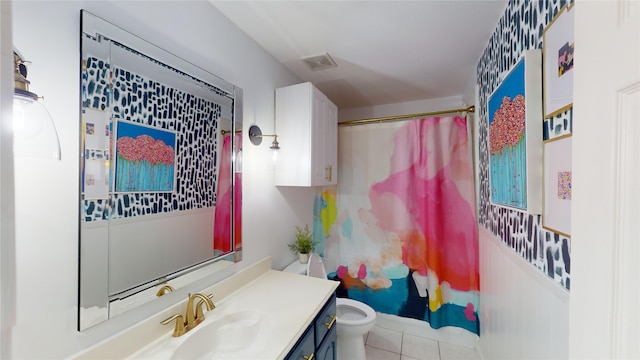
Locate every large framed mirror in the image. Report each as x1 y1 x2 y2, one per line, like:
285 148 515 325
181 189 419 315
79 10 242 330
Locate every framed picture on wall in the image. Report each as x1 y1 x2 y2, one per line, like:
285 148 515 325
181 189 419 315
487 49 543 213
543 108 573 140
81 108 111 199
113 120 177 192
543 4 575 118
542 134 572 237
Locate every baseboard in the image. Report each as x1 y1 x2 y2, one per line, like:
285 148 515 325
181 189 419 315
374 312 480 349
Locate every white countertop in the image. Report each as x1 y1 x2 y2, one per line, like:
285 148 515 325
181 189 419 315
72 257 338 360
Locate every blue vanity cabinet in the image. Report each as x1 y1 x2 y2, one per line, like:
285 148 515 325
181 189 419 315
286 293 337 360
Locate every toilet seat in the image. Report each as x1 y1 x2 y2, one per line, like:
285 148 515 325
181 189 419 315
305 253 376 324
336 298 376 326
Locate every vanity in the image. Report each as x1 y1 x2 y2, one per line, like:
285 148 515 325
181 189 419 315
73 257 338 359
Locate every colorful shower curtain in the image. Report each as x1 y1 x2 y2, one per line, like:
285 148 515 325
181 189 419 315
315 116 479 334
213 134 242 255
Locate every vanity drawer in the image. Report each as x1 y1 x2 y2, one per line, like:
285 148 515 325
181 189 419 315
285 293 337 360
285 325 315 360
314 294 336 347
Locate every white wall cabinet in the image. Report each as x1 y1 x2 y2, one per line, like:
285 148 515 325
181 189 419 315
275 82 337 187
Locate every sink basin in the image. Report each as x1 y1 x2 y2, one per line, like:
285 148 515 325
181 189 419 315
170 310 273 359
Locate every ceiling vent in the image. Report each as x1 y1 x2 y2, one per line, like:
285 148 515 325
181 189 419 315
301 53 337 71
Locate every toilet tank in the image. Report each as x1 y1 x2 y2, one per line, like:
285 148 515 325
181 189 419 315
282 260 307 275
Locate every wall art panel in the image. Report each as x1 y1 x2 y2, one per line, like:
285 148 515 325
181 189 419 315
543 135 572 236
488 50 542 213
476 0 571 290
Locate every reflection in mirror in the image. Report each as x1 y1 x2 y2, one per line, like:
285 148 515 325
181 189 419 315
79 10 242 330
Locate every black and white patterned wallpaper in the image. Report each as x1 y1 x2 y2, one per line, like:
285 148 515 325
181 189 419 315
82 54 222 222
476 0 572 290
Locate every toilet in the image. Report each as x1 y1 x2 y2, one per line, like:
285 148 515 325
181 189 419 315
306 253 377 360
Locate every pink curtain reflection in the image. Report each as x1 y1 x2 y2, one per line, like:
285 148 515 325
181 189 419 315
213 134 242 254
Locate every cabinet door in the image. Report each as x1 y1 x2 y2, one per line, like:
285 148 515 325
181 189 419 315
311 88 324 186
311 88 337 186
275 82 337 187
316 326 337 360
275 83 313 187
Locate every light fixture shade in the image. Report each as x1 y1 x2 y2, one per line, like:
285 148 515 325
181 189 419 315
270 136 280 150
13 97 61 160
234 149 243 173
13 50 61 160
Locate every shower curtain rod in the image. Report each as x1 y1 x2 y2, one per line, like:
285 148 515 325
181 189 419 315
338 105 475 126
220 129 242 135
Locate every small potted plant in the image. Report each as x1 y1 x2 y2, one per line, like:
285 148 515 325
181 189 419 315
288 224 318 264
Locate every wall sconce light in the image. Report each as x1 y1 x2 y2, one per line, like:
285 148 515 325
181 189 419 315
13 50 61 160
248 124 279 162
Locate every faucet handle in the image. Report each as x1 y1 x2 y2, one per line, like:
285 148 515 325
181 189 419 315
195 294 215 320
161 314 186 337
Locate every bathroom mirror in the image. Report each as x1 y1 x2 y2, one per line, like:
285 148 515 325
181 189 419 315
78 10 242 330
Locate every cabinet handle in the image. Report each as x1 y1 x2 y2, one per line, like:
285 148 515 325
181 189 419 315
303 353 314 360
325 165 332 181
325 314 336 329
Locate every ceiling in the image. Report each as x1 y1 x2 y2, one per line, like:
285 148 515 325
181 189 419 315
211 1 507 110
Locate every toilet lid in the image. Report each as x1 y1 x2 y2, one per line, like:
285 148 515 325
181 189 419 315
307 253 327 279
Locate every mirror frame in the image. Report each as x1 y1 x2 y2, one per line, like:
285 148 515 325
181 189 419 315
78 10 242 330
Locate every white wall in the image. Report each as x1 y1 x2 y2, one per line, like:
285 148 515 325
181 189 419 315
478 226 569 359
8 1 315 358
0 1 16 359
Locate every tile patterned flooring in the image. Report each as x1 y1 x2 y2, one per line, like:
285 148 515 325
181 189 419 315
364 326 482 360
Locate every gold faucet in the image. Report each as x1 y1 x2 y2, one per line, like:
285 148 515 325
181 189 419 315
155 284 174 297
161 293 215 337
185 293 215 330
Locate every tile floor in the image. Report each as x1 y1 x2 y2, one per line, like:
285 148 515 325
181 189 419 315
364 326 482 360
